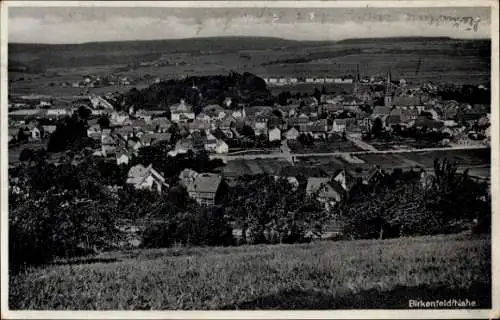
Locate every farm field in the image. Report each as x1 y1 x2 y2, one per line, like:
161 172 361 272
366 138 446 151
222 158 288 178
289 138 363 154
401 148 491 168
8 37 490 97
9 234 491 310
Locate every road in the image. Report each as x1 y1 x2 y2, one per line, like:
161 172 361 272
210 144 489 162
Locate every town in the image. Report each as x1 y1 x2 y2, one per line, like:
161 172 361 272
5 6 493 309
8 66 491 247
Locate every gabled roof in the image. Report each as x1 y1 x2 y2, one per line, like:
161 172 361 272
306 177 344 199
333 118 347 125
372 106 391 116
393 95 422 107
151 117 171 126
151 132 172 144
170 100 193 113
126 164 166 186
187 173 222 194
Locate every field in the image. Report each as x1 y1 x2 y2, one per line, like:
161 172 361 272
289 137 363 154
222 158 288 178
8 37 491 97
9 234 490 310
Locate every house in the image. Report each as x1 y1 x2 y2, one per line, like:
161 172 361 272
268 127 281 142
8 127 19 143
268 115 284 130
204 104 227 121
150 117 172 132
126 164 168 193
169 137 194 157
412 116 444 131
285 127 300 140
151 132 172 145
424 108 440 120
218 115 235 131
215 139 229 154
178 168 199 188
170 99 195 123
110 111 130 126
306 120 329 139
204 133 219 152
306 177 345 210
331 119 347 133
332 169 357 192
223 97 232 108
323 103 343 115
116 148 131 165
46 108 70 118
189 119 211 133
232 108 246 120
196 112 211 122
297 113 310 125
30 127 42 141
254 118 268 136
186 173 226 206
372 106 391 119
101 135 117 157
115 125 135 139
42 125 57 137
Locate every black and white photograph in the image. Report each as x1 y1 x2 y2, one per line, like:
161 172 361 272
1 1 498 317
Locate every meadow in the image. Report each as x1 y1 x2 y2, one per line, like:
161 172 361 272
9 233 490 310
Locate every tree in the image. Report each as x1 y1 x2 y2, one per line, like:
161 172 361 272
17 128 28 143
19 148 35 163
225 175 328 244
76 106 91 120
277 91 291 106
313 87 322 103
239 124 255 138
97 115 110 129
372 117 383 137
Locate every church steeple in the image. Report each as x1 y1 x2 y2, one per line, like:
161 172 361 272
384 70 392 108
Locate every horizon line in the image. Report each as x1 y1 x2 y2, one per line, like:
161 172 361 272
7 35 492 46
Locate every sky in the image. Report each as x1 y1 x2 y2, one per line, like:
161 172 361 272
8 6 491 44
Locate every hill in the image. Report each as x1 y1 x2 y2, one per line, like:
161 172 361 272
9 36 490 70
9 234 490 309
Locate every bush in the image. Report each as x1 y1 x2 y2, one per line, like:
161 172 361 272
9 190 122 273
142 205 234 248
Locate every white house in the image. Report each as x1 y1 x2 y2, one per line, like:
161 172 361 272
232 108 246 120
31 127 42 141
170 99 195 123
116 149 131 165
110 111 130 126
126 164 169 193
254 119 268 136
331 119 347 133
215 140 229 154
46 108 69 118
204 133 219 152
285 127 300 140
268 127 281 142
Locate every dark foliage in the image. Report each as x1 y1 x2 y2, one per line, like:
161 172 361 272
118 72 272 112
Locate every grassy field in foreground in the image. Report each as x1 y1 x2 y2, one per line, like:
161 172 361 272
9 234 491 310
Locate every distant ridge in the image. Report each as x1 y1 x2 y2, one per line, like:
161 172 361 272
8 35 490 70
9 35 489 47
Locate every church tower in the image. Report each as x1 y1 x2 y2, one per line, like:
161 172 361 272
384 70 393 108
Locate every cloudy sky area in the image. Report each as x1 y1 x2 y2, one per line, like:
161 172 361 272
8 6 491 43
